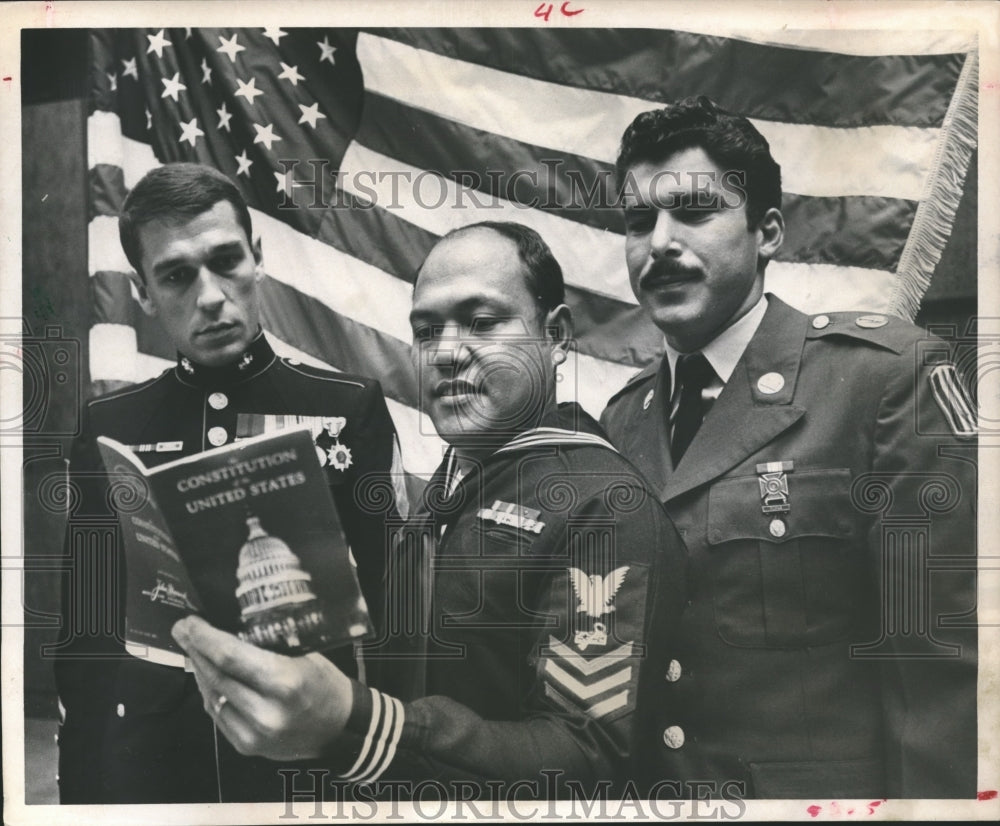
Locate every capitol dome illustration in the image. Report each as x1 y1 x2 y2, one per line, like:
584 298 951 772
234 515 332 652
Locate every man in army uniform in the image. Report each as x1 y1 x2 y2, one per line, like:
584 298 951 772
55 163 403 803
172 222 691 799
601 97 978 798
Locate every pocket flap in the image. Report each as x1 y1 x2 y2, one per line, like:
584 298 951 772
707 469 854 545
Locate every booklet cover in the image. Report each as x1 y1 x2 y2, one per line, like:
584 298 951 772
97 426 373 668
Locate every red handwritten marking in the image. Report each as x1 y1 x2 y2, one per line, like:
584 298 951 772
867 800 886 814
561 2 585 15
534 2 553 22
806 805 822 817
2 77 11 82
978 790 998 800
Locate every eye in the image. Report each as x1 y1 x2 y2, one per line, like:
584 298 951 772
160 267 195 285
470 316 503 334
673 192 721 222
412 324 435 342
212 252 244 271
624 205 655 233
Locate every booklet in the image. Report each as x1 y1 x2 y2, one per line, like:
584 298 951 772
97 426 373 668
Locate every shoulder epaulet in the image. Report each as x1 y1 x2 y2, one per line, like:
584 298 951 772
604 361 659 407
278 357 370 389
805 311 923 355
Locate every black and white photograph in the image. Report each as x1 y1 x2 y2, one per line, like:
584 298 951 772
2 0 997 822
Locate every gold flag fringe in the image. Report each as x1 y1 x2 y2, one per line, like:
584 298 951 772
890 49 979 320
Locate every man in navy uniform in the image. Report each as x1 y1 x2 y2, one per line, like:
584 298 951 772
55 162 404 803
600 97 978 798
171 222 691 800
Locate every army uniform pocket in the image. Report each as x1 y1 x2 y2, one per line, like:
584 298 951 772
706 469 857 648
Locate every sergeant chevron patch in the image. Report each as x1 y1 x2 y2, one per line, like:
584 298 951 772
542 637 636 720
929 364 977 439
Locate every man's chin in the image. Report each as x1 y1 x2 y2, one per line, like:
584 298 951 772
186 338 251 368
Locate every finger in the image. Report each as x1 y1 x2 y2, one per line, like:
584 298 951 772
173 615 288 690
186 648 268 725
205 689 262 757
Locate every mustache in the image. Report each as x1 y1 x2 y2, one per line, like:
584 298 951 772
639 261 700 287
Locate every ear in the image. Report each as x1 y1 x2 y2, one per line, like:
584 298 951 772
130 271 157 317
252 236 265 282
756 207 784 262
543 303 574 362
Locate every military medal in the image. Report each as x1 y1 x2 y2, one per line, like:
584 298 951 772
322 416 352 470
757 460 793 537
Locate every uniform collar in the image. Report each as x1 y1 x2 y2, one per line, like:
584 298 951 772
663 294 768 395
174 330 276 388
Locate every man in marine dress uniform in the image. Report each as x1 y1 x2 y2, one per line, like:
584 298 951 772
171 222 693 800
600 98 978 799
54 163 403 803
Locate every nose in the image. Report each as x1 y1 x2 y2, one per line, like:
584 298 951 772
427 322 472 369
649 210 682 257
194 268 227 313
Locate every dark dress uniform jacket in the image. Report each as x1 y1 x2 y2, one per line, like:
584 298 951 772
55 334 401 803
328 407 691 798
600 296 977 799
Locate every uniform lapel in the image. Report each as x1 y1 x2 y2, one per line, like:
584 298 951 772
619 360 673 494
660 296 808 502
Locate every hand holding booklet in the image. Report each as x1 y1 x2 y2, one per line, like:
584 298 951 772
97 426 373 668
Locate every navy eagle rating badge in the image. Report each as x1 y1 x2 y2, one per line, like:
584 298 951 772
569 566 629 650
540 565 636 721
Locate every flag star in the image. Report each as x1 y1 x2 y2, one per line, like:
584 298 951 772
217 33 246 63
235 149 253 177
278 62 305 86
234 76 264 104
145 108 152 130
275 169 293 195
216 102 233 132
262 27 287 46
317 36 337 65
178 117 205 147
298 102 326 129
146 29 171 59
121 57 138 80
200 58 212 84
253 122 281 151
106 72 118 92
161 72 187 102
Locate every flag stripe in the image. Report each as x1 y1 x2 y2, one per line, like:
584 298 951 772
89 134 671 367
356 88 917 271
702 29 976 58
376 28 966 128
358 32 942 200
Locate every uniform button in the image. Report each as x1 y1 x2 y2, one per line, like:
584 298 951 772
757 372 785 394
812 314 830 329
207 426 228 446
665 659 682 682
116 703 125 718
856 314 887 328
643 389 654 410
208 392 228 410
662 725 685 749
769 518 787 538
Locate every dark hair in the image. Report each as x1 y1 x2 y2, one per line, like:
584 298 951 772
119 162 253 280
615 96 781 227
431 221 566 313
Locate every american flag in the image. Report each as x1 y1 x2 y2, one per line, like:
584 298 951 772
87 27 978 477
